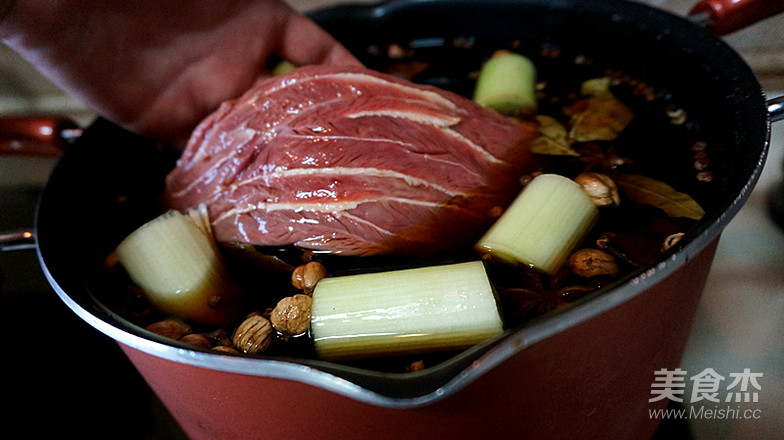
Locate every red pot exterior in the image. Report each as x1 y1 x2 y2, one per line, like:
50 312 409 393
120 239 718 440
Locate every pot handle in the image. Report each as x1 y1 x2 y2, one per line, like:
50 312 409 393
689 0 784 35
0 229 36 251
0 116 81 157
770 95 784 123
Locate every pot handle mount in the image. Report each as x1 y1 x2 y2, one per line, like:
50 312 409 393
0 229 35 252
770 95 784 123
0 116 80 157
689 0 784 35
0 117 80 252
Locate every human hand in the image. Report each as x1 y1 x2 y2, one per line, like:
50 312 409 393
0 0 361 149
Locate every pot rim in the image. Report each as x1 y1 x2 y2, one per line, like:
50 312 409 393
34 0 772 408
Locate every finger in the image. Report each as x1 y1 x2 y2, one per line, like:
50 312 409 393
278 12 362 67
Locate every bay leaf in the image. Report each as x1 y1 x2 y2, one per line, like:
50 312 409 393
614 173 705 220
580 77 614 98
569 96 634 142
531 115 579 156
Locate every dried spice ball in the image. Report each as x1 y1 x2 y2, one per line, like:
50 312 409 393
574 172 620 207
233 314 275 355
291 261 327 294
212 345 240 354
270 294 313 339
567 248 619 278
145 319 192 341
179 333 213 350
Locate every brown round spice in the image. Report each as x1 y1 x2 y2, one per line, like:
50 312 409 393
180 333 213 350
233 315 275 355
145 319 192 341
291 261 327 294
567 249 620 278
270 294 313 339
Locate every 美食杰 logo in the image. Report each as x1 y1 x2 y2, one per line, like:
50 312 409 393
648 368 763 421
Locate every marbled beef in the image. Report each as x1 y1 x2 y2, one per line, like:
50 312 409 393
165 65 538 256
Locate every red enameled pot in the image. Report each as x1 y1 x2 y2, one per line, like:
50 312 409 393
3 0 784 439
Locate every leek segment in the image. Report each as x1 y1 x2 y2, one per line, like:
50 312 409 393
475 174 599 275
473 50 537 116
115 209 242 326
310 261 503 362
271 59 297 76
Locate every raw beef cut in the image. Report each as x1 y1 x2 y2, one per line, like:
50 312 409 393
165 64 539 256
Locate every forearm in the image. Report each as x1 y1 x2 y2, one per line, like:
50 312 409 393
0 1 112 122
0 0 271 146
0 0 13 23
0 1 87 63
0 0 358 149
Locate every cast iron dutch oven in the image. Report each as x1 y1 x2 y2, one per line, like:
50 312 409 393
4 0 784 439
